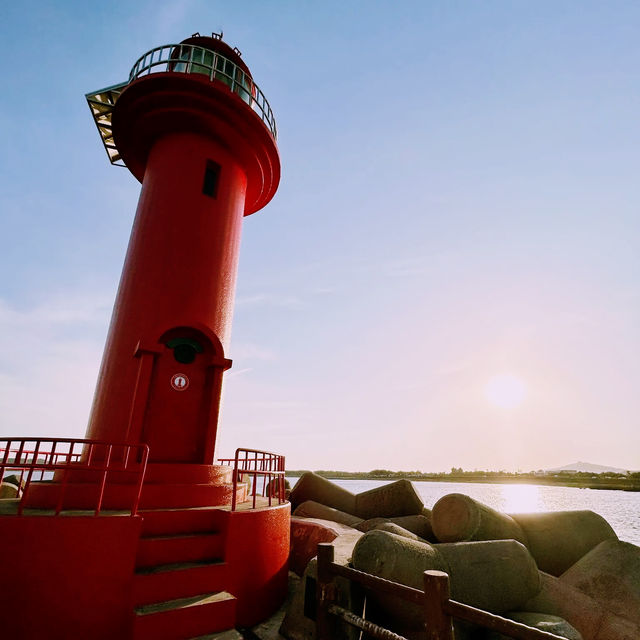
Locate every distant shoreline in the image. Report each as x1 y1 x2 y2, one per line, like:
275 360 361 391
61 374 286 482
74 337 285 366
286 471 640 492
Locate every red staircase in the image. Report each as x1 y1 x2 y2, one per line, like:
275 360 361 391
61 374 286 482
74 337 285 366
132 506 237 640
113 464 244 638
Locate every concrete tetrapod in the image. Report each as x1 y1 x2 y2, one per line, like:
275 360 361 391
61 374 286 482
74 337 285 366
431 493 528 545
351 530 449 630
351 530 540 630
356 514 435 540
292 500 364 528
0 482 19 499
373 522 425 541
560 539 640 626
265 477 290 498
288 517 358 576
280 525 364 640
354 479 424 519
524 571 640 640
289 472 357 515
435 539 541 614
511 510 618 576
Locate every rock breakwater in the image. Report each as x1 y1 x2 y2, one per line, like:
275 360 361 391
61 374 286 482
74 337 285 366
282 472 640 640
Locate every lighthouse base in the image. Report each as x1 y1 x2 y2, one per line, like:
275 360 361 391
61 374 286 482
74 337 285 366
0 514 141 639
0 477 290 639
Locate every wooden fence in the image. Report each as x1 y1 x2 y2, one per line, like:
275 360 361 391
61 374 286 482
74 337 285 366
315 543 565 640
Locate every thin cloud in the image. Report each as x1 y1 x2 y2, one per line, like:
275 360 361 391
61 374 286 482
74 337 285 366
231 343 277 361
247 400 306 410
235 292 303 309
226 367 253 379
0 292 109 437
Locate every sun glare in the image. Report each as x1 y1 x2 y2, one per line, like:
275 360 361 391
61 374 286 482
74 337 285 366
485 374 527 409
501 484 541 513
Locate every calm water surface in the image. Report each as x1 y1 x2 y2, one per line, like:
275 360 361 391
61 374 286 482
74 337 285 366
290 478 640 546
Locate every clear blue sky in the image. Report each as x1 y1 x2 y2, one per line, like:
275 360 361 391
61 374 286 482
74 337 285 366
1 1 638 472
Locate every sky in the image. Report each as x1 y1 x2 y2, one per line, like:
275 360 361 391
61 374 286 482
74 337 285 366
0 1 639 472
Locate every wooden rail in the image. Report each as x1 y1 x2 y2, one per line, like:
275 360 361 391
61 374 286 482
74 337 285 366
316 543 565 640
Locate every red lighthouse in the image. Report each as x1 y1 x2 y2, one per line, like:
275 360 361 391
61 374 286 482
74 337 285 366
0 33 289 640
86 33 279 464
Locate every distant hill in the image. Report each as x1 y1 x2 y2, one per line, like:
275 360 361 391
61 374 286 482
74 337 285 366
546 461 631 474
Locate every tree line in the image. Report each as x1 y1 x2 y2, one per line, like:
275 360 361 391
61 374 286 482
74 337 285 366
286 468 640 490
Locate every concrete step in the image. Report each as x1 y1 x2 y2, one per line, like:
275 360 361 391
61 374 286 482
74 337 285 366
140 506 227 537
144 464 234 485
134 591 236 640
23 481 247 510
136 532 224 568
55 464 234 486
133 560 229 607
139 482 244 510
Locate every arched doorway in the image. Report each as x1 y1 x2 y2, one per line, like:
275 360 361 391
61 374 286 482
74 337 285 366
137 327 231 463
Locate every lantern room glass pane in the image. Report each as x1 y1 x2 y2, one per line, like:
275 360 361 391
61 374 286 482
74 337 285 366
161 46 258 109
171 47 214 77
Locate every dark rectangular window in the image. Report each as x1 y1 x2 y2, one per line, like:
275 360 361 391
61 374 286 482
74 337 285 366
202 160 221 198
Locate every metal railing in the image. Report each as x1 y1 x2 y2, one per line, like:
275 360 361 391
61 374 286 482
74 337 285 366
218 447 286 511
128 44 277 139
316 543 565 640
0 438 149 516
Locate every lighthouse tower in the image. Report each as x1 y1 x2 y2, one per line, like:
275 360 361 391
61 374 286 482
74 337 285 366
86 33 279 464
0 33 289 640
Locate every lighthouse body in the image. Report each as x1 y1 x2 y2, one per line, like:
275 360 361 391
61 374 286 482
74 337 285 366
85 35 280 463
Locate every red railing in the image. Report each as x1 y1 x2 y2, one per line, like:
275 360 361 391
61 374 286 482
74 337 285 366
218 447 286 511
0 438 149 516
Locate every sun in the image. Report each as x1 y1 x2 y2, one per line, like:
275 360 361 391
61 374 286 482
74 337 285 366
485 374 527 409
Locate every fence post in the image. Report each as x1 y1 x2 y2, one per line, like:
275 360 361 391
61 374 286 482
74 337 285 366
316 543 336 640
424 570 454 640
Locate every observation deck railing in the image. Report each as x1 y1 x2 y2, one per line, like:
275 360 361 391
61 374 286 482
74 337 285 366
0 438 149 516
218 447 286 511
87 44 277 167
129 44 277 139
